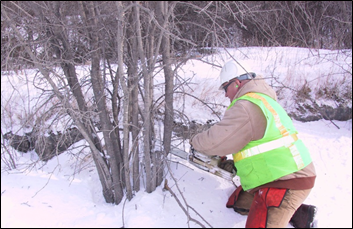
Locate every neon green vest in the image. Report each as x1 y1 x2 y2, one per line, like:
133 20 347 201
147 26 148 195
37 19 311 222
229 93 312 191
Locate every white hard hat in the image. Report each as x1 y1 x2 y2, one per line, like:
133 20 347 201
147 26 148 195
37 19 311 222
218 60 255 90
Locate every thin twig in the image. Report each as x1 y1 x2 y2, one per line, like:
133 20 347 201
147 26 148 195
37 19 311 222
164 154 213 228
174 91 222 121
31 164 59 198
163 179 209 228
121 197 128 228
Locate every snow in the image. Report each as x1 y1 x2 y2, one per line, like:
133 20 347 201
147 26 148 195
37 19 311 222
1 47 352 228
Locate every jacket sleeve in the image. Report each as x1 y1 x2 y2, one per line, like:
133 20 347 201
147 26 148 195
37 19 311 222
190 101 258 157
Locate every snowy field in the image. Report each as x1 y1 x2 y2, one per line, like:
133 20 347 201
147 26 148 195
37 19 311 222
1 47 352 228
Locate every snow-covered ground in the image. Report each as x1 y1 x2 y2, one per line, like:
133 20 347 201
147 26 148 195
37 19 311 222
1 47 352 228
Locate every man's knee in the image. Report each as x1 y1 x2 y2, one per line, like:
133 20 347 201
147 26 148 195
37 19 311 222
267 189 312 228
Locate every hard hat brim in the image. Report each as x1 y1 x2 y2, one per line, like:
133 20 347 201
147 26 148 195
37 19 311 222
218 73 256 90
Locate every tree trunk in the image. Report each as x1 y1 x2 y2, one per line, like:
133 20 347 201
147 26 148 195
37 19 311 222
79 1 124 205
127 10 141 192
115 1 133 200
160 1 175 186
134 3 154 193
154 1 176 186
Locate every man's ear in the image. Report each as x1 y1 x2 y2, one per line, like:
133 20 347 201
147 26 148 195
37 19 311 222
235 79 241 87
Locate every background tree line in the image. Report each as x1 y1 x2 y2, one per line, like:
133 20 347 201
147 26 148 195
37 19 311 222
1 1 352 205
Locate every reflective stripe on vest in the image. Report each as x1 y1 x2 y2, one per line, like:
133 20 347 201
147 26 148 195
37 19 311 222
234 133 298 162
233 133 305 170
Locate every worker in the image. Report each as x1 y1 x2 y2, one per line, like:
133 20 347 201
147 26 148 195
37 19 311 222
190 60 317 228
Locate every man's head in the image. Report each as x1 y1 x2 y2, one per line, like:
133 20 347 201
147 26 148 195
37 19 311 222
219 60 256 101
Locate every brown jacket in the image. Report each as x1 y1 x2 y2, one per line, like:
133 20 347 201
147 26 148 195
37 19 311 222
190 75 316 192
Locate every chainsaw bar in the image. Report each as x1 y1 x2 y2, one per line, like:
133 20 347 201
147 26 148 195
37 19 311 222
170 147 236 182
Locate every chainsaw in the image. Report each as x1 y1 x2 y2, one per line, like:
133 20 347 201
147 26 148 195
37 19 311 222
169 146 237 182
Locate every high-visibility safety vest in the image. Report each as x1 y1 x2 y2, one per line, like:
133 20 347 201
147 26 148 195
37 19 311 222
228 92 312 191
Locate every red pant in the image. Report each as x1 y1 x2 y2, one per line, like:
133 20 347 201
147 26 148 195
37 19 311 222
245 187 287 228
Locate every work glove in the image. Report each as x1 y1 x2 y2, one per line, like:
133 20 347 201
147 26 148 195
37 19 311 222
189 120 214 139
219 157 237 174
189 121 203 139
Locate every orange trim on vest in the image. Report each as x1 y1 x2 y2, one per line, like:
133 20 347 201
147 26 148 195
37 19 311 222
245 93 289 137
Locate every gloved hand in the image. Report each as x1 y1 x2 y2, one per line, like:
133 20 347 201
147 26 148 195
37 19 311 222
219 157 237 174
189 120 213 139
189 122 202 141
